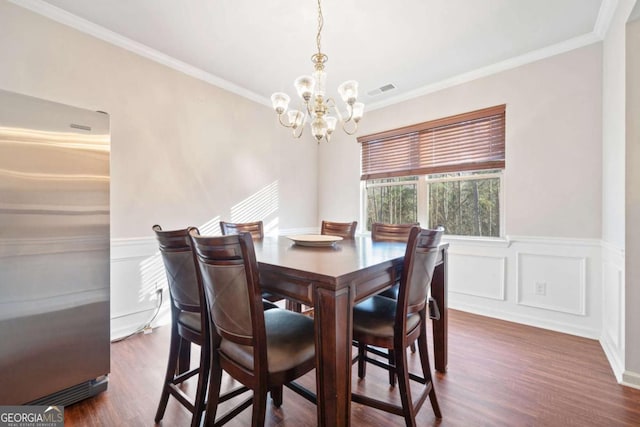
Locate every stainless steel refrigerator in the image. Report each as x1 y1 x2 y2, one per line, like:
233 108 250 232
0 89 110 405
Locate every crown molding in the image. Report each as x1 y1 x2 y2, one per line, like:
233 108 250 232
366 31 601 112
10 0 613 112
594 0 620 38
8 0 271 107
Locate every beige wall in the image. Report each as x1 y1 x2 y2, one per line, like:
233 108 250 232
319 44 603 239
0 1 318 239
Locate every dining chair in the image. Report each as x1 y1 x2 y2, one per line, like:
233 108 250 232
152 225 278 427
152 225 210 427
368 222 420 384
352 226 444 426
220 220 264 240
189 229 317 426
320 220 357 239
219 220 287 307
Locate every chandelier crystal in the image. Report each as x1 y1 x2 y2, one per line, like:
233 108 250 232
271 0 364 143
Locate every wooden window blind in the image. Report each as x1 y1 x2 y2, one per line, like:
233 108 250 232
359 104 505 180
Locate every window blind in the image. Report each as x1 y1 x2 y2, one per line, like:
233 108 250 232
359 105 505 180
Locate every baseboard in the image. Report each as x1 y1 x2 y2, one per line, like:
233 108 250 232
622 371 640 390
449 301 600 339
600 332 625 382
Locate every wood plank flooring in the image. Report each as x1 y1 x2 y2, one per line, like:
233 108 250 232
63 310 640 426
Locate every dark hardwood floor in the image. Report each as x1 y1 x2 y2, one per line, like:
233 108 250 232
63 310 640 426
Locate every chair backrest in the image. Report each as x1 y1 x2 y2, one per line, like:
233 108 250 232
189 230 265 350
371 222 420 242
152 225 201 313
219 220 264 240
320 220 357 239
397 227 444 324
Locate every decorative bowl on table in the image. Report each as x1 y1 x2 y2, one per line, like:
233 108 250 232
286 234 343 247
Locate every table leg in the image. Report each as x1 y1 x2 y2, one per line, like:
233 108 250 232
431 249 448 373
313 285 353 427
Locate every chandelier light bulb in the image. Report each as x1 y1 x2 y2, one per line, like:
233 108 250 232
311 116 328 142
271 92 290 115
351 102 365 123
294 76 315 102
338 80 358 105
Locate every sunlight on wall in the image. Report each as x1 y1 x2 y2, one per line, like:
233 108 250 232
230 181 279 234
133 181 282 331
198 215 222 236
138 252 166 303
137 251 171 327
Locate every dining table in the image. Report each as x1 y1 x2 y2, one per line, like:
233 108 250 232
253 235 449 427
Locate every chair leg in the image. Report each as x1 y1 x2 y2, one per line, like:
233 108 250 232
394 343 417 427
417 330 441 418
178 337 191 375
204 357 223 427
191 341 210 427
286 300 302 312
269 386 283 407
251 390 268 427
357 342 367 378
387 349 396 387
155 326 180 422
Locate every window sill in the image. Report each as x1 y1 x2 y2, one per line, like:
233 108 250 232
441 235 511 248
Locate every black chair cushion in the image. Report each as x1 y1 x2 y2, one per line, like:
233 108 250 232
353 295 420 339
378 283 399 300
220 308 315 373
262 299 279 310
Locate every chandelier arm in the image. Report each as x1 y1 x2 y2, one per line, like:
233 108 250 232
342 119 359 135
344 104 355 123
325 98 344 122
292 124 305 139
306 101 314 116
277 113 295 129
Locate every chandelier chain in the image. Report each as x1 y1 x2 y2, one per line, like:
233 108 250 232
316 0 323 57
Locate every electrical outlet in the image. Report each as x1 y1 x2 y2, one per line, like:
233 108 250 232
535 281 546 296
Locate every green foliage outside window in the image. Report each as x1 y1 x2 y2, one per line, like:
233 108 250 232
428 177 500 237
365 172 501 237
365 177 418 230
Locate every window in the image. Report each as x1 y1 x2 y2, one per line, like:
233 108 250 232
359 105 505 238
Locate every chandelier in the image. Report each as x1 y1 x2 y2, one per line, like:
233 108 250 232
270 0 364 143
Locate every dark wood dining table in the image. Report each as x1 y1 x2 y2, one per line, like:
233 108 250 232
253 235 449 427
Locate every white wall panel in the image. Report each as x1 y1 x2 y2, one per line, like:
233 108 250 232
516 253 586 315
449 253 506 300
447 236 601 339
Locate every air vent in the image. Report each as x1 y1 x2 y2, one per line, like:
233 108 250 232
70 123 91 131
367 83 396 97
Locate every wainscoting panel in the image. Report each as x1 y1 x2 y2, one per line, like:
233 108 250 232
447 236 601 339
110 236 169 340
449 253 506 300
516 253 586 315
600 241 625 382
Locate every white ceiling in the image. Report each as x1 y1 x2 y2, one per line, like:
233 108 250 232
12 0 612 110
